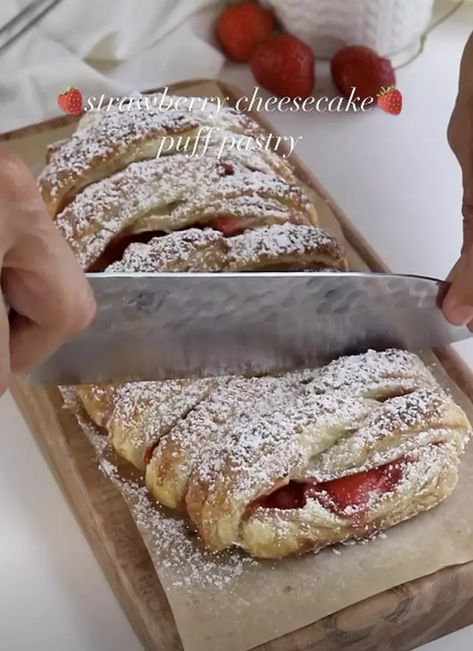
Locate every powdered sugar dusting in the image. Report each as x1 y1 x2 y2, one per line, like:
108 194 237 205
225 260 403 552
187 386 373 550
106 224 345 273
226 223 346 271
55 155 314 269
68 345 471 558
73 402 258 590
39 107 198 201
107 378 217 468
39 92 294 215
107 229 228 273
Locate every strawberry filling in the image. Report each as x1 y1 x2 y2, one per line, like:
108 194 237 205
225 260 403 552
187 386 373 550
209 215 309 236
89 231 165 271
209 215 254 236
249 457 407 516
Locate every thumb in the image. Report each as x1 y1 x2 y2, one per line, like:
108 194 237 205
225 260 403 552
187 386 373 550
443 252 473 326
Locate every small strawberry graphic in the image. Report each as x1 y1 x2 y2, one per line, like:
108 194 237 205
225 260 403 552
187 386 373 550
57 86 83 115
377 86 402 115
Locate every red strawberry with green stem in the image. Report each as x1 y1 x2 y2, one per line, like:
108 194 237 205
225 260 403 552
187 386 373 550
377 85 402 115
57 86 83 115
331 45 395 101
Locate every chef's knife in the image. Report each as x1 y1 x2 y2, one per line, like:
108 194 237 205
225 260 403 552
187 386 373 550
30 272 473 385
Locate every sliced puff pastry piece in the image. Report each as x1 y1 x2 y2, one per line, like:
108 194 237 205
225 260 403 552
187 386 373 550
76 384 118 429
40 95 293 217
106 224 347 273
55 156 318 269
39 108 200 217
224 223 347 271
240 442 460 558
106 228 231 273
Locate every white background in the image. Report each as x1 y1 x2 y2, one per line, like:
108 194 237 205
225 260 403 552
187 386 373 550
1 1 473 650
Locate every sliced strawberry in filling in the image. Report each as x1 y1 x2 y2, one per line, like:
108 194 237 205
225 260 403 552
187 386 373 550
310 459 404 512
209 214 310 236
209 215 254 236
250 457 407 515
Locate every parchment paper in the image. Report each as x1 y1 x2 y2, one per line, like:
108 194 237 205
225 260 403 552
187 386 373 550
5 80 473 651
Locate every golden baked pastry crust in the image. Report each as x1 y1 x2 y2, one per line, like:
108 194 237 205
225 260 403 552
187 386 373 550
105 224 347 274
239 443 459 557
39 110 200 217
40 94 295 218
180 354 470 557
100 349 469 558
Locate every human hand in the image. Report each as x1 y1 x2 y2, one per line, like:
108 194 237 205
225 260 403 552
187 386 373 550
0 148 96 393
443 32 473 329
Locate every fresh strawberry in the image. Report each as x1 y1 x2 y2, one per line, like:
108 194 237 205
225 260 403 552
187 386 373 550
251 33 315 99
377 85 402 115
57 86 83 115
331 45 395 101
216 1 275 62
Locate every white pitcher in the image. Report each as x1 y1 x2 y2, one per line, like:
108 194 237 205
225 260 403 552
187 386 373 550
264 0 435 62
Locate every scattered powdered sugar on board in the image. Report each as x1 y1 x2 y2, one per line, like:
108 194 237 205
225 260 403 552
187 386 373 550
57 349 471 600
61 370 413 594
71 396 260 591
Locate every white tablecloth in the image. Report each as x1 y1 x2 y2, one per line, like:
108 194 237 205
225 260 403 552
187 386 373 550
0 0 223 132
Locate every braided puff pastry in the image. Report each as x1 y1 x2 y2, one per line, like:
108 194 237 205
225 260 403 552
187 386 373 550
76 350 471 558
175 353 469 558
39 109 200 216
79 379 220 470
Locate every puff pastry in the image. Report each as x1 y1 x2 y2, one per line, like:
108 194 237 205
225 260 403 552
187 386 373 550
78 379 217 470
106 224 347 273
54 155 317 270
76 350 471 558
46 92 471 559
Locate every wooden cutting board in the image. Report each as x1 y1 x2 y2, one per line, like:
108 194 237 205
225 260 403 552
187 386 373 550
3 79 473 651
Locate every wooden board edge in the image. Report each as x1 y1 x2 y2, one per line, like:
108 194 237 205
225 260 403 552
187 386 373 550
0 114 78 140
9 377 184 651
433 346 473 398
252 562 473 651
